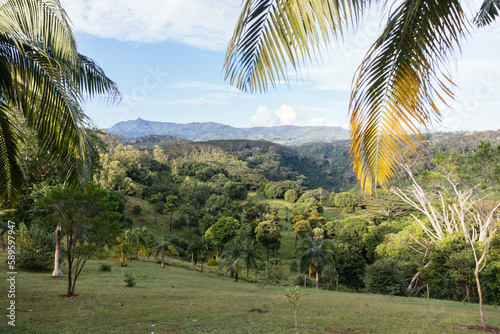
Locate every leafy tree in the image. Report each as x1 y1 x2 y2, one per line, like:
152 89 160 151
334 242 367 290
164 195 179 232
205 194 233 217
364 259 406 296
295 238 335 290
334 193 358 213
224 0 494 192
284 189 299 203
187 235 216 272
147 193 164 225
0 0 120 207
241 239 263 278
38 184 122 296
205 217 241 256
17 226 55 271
292 220 312 240
255 221 282 260
181 203 196 232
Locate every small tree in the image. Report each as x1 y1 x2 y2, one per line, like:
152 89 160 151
187 235 216 272
284 189 299 203
205 217 240 256
334 192 357 213
394 166 499 328
255 221 282 260
154 234 178 268
295 238 335 290
164 195 180 232
38 184 121 296
241 239 263 278
284 286 303 334
218 239 244 282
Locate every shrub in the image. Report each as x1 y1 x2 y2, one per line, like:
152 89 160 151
99 263 112 272
131 205 142 215
284 189 298 203
289 259 299 273
364 259 406 295
124 273 136 287
17 226 55 271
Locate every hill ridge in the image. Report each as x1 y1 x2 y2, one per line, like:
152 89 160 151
109 118 349 145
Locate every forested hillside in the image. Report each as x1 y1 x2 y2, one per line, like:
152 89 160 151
3 128 500 331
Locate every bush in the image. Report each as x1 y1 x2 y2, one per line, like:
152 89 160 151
334 192 358 213
17 226 55 271
284 189 298 203
124 273 136 287
289 259 299 273
99 263 112 272
364 259 406 295
292 274 315 288
131 205 142 215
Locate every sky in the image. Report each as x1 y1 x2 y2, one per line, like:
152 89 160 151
61 0 500 132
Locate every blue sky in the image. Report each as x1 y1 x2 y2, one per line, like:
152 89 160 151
62 0 500 132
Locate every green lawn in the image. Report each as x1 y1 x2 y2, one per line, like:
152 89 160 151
1 252 499 333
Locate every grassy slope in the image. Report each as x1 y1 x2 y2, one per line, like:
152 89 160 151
1 252 499 334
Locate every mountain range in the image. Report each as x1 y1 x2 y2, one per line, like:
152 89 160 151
108 118 349 145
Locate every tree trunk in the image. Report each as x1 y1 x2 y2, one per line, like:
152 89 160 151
265 260 268 279
304 274 307 288
475 264 486 328
235 271 238 282
294 305 298 334
316 269 319 290
52 224 63 278
191 253 193 269
201 260 204 273
161 250 165 268
294 235 298 248
247 266 249 279
462 284 470 303
67 258 73 296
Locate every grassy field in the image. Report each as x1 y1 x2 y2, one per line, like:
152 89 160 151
1 252 499 333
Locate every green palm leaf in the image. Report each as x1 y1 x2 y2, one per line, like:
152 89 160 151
224 0 362 93
0 0 120 207
474 0 500 26
349 0 467 193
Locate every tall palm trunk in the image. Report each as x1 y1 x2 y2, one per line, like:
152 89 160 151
52 224 63 277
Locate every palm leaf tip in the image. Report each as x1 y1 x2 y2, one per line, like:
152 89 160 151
474 0 500 27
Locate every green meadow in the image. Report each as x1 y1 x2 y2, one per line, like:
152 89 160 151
1 252 499 334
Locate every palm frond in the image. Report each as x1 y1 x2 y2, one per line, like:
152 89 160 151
0 105 24 207
224 0 363 93
474 0 500 27
349 0 467 193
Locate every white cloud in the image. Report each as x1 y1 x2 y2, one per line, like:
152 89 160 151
250 104 344 128
61 0 241 50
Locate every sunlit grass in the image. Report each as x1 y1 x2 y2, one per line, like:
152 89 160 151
1 252 498 333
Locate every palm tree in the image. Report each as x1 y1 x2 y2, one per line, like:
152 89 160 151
187 235 216 273
218 239 245 282
241 239 263 278
0 0 120 208
295 238 335 290
224 0 496 194
154 234 178 268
